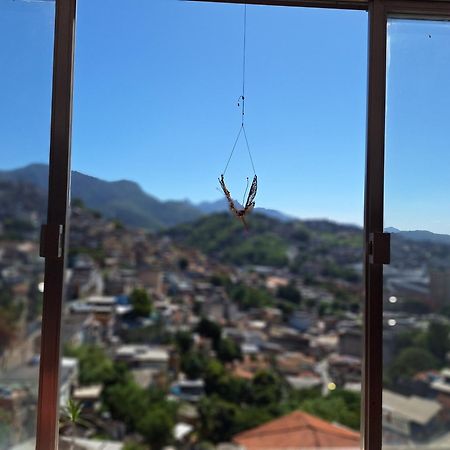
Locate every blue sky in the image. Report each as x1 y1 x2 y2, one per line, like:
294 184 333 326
1 1 449 233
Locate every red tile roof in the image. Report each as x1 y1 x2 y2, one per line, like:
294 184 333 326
233 410 360 450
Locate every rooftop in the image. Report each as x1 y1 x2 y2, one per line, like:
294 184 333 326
73 384 103 400
383 390 442 425
233 410 360 450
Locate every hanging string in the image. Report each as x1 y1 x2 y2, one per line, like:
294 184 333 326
223 126 243 175
222 3 256 177
243 126 256 175
240 3 247 127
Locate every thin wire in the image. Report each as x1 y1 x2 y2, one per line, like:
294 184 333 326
242 126 256 175
223 125 243 175
241 3 247 126
222 2 257 178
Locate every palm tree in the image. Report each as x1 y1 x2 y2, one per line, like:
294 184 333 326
60 398 88 450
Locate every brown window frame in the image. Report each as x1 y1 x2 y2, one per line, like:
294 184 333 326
35 1 450 449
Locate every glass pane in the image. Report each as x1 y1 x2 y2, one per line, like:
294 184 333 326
384 18 450 449
0 1 54 449
60 1 366 449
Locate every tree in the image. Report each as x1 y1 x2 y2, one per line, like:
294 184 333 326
198 396 274 443
137 407 174 450
60 398 88 450
216 338 242 363
0 315 16 357
203 360 248 403
234 406 273 434
181 351 208 379
389 347 438 383
178 258 189 271
198 396 239 443
123 443 147 450
104 380 149 428
299 389 360 430
196 318 222 346
65 345 115 385
204 359 226 394
130 288 152 317
210 273 231 287
427 321 450 363
229 284 274 310
250 371 284 408
277 282 302 304
174 331 194 354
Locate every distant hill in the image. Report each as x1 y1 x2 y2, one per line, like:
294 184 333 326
3 170 450 274
398 230 450 245
0 164 202 230
168 213 450 273
167 212 364 273
0 164 295 230
385 226 450 245
196 198 294 223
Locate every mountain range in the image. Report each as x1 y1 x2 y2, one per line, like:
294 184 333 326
385 227 450 245
1 164 450 248
0 164 292 230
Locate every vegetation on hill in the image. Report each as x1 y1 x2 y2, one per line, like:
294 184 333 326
0 164 201 230
167 213 363 274
385 321 450 389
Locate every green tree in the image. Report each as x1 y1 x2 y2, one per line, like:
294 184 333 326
196 318 222 346
210 273 231 287
104 380 149 428
130 288 152 317
0 315 16 357
136 407 174 450
250 371 284 408
65 345 115 385
60 398 89 450
123 443 148 450
234 406 273 434
198 396 275 443
204 361 248 404
427 321 450 363
174 331 194 354
299 389 360 430
181 351 209 379
277 282 302 304
389 347 438 383
204 359 226 394
216 337 242 363
178 258 189 271
198 396 239 443
228 284 273 310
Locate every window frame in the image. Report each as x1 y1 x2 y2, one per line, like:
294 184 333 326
35 1 450 449
35 1 76 450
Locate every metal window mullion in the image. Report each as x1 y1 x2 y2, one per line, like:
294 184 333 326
385 0 450 18
35 1 77 449
187 0 369 10
362 1 387 449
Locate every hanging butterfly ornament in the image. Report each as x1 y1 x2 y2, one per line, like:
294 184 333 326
219 4 258 230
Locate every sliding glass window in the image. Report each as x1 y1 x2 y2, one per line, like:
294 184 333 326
0 1 55 449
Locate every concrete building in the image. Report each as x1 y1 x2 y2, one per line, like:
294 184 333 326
383 390 442 444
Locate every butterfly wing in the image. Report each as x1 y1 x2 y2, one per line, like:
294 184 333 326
219 174 240 216
244 175 258 213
